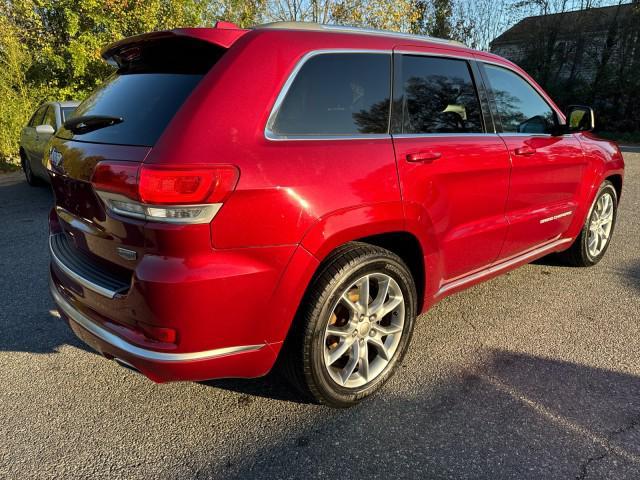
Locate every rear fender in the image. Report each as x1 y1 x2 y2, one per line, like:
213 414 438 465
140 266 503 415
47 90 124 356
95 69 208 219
263 202 405 347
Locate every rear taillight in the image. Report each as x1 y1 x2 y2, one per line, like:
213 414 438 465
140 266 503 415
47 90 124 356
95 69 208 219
91 162 239 224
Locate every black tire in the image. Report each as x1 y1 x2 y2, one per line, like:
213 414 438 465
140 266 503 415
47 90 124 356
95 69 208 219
281 242 417 407
21 151 42 187
558 180 618 267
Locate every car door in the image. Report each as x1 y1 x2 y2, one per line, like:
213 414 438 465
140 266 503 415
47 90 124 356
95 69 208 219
23 105 47 164
32 105 57 177
479 62 587 259
391 47 511 283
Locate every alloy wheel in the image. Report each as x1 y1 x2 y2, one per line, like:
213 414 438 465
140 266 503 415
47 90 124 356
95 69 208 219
587 191 614 258
322 273 405 388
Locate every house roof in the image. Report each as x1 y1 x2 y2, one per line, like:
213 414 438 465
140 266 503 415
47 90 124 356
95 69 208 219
491 3 636 46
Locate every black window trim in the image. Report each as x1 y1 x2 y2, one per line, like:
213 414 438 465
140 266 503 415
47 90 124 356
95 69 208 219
390 51 490 137
264 49 394 141
477 61 569 137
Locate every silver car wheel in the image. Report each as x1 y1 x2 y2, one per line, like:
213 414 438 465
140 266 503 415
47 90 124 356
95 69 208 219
322 273 405 388
587 191 614 258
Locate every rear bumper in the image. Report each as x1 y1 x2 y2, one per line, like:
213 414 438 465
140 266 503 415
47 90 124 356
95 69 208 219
50 278 278 382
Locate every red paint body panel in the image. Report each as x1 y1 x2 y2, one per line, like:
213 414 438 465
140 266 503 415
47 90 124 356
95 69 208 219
498 134 586 259
48 25 624 384
392 135 511 283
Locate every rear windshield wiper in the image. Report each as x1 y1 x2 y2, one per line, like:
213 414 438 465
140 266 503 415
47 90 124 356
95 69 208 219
64 115 123 134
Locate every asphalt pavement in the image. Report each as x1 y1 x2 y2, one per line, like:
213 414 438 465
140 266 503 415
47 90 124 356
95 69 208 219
0 154 639 479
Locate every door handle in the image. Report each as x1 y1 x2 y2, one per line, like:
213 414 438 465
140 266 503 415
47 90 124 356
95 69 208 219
514 145 536 156
406 151 442 163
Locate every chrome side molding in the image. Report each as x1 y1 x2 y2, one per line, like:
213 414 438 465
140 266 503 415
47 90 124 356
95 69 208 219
437 238 572 296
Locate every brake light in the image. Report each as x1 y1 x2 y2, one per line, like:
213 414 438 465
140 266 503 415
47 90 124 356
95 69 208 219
92 161 139 199
91 162 239 224
138 166 238 204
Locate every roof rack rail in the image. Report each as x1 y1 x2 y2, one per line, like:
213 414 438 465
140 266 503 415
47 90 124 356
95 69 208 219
255 21 465 47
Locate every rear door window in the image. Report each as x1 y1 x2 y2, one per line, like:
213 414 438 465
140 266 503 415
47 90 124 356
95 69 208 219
268 53 391 137
483 64 557 134
395 55 483 134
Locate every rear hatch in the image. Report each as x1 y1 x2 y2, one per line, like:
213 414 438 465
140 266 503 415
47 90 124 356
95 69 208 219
49 29 241 285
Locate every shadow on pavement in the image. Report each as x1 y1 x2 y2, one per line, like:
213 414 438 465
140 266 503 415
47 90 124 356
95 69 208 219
0 173 92 355
203 371 311 405
209 350 640 479
621 259 640 293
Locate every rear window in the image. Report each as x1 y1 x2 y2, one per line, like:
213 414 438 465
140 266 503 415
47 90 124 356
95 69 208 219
268 53 391 137
58 37 224 147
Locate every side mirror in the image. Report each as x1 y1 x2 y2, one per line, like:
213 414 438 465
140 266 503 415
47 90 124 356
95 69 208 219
35 124 55 135
566 105 595 132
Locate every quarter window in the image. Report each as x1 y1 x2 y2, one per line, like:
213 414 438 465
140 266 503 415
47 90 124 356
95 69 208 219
484 64 557 134
269 53 391 136
396 55 483 134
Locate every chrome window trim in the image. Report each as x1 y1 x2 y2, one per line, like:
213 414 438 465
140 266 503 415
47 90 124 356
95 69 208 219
499 133 574 138
392 133 499 139
49 235 124 299
393 53 489 135
264 49 393 142
50 281 266 362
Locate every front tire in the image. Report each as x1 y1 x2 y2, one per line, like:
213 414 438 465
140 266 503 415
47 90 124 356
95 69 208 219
21 152 42 187
559 180 618 267
282 242 417 407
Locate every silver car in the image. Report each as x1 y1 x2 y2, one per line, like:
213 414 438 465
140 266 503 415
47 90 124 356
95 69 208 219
19 101 79 185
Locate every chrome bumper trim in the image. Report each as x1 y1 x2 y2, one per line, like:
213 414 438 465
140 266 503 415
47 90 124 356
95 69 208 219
50 282 265 362
49 235 122 299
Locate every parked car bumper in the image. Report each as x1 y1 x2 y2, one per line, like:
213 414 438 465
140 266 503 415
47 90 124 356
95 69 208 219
50 275 280 382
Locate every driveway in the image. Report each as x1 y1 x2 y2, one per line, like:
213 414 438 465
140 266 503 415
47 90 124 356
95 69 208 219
1 154 639 479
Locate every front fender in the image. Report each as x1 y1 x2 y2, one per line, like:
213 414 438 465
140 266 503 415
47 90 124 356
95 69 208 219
565 134 625 241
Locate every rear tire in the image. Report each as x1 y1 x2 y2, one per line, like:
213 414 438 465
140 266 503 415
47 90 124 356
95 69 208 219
281 242 417 407
558 180 617 267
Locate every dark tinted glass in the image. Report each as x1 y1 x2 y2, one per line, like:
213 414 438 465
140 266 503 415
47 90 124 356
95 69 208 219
61 73 203 146
270 53 391 136
61 107 76 122
43 106 56 128
484 65 556 134
58 38 224 146
398 56 483 134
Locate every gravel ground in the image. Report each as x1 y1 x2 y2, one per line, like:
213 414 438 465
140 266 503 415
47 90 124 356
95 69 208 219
0 154 638 480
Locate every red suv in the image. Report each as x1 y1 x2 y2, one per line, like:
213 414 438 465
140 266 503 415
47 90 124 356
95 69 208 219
48 22 624 407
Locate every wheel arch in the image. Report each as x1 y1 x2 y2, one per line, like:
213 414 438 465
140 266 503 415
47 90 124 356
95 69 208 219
606 173 622 201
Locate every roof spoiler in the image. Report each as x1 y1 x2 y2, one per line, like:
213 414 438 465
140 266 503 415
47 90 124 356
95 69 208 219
101 24 247 67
